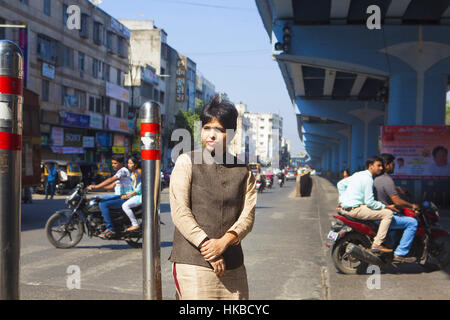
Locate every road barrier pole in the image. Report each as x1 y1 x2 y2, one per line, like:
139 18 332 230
140 101 162 300
0 40 23 300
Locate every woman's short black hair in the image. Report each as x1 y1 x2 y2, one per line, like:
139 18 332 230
128 155 140 168
200 94 238 131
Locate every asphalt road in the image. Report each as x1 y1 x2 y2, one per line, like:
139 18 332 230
19 177 450 300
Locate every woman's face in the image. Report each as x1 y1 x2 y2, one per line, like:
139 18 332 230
128 159 137 171
201 117 227 153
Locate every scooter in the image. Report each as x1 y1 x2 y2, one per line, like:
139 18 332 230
327 202 450 274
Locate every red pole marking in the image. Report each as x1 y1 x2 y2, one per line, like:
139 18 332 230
0 132 22 150
141 122 160 136
0 76 23 95
141 149 161 161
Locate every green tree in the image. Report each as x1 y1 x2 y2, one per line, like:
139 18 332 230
172 106 203 149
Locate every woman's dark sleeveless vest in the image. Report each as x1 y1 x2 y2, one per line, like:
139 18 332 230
169 149 249 270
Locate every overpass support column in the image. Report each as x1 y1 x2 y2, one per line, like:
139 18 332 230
350 122 381 173
388 71 447 125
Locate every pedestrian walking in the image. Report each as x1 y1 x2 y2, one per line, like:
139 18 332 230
169 95 257 300
45 163 58 200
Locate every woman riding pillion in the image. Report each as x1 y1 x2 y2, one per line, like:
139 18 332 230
121 156 142 232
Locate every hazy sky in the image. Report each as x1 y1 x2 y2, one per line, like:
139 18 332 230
97 0 305 156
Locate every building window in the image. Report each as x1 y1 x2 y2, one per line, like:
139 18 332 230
106 31 114 52
116 102 122 117
102 63 110 81
95 97 101 113
20 0 28 5
116 70 121 85
160 91 165 104
75 90 86 109
63 4 68 26
104 97 110 114
93 21 102 45
89 96 95 112
0 18 5 39
43 0 51 16
78 52 85 73
37 35 57 64
42 79 49 102
62 45 74 69
80 14 89 38
61 86 67 105
117 36 123 57
92 58 99 78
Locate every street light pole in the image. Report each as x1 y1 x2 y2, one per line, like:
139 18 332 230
140 101 162 300
0 40 23 300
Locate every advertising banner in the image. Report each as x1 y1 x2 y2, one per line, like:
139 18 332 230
106 82 130 103
64 129 83 147
96 132 111 147
61 111 90 128
381 125 450 180
89 112 103 129
51 127 64 146
105 115 129 133
83 136 95 148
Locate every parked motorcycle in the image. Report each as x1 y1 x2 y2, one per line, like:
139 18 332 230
45 183 143 249
327 201 450 274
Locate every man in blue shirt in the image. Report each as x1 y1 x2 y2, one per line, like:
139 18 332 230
337 156 398 253
45 163 58 200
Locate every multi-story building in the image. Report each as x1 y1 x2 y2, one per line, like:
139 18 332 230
1 0 132 163
195 71 216 107
229 103 251 162
244 112 283 166
120 20 168 115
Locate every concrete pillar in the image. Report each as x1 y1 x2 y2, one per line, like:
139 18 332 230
332 144 339 175
388 71 447 125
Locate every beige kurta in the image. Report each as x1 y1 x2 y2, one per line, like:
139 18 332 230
169 153 257 300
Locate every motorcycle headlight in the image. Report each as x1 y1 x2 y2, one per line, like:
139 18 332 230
65 188 80 206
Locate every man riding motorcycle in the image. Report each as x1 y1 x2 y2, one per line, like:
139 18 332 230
374 153 418 263
337 156 399 253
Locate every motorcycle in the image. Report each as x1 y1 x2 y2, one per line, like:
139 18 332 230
266 176 273 189
277 172 284 187
45 183 143 249
327 201 450 274
256 175 266 193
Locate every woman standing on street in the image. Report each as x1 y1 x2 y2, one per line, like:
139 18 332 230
169 95 257 300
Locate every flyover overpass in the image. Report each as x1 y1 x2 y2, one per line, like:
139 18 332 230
256 0 450 197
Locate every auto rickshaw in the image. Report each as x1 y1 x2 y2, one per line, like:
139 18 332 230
41 160 83 194
95 163 112 184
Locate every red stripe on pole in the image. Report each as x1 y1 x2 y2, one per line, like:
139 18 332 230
141 149 161 160
0 76 23 95
0 132 22 150
141 122 160 136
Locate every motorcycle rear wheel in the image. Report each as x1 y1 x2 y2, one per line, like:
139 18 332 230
45 212 84 249
433 235 450 269
332 232 371 275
